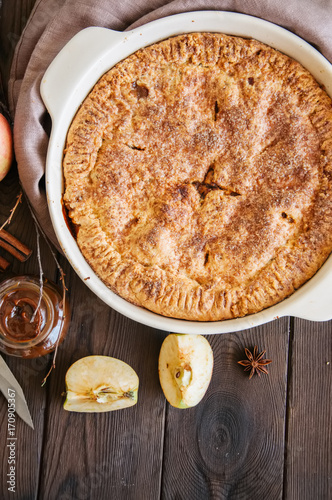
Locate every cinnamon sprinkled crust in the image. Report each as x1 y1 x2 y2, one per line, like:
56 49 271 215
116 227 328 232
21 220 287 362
63 33 332 321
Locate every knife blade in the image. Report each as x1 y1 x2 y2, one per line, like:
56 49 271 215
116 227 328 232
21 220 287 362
0 355 34 429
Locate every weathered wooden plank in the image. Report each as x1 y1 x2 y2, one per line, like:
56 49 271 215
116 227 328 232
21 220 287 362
0 351 54 499
0 170 59 500
284 318 332 499
37 262 166 500
0 175 59 500
161 320 290 500
0 3 60 497
0 0 38 97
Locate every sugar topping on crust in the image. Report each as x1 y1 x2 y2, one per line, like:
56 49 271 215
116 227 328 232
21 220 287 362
63 33 332 320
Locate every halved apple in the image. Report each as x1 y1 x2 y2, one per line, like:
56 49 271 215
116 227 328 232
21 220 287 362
63 355 139 412
158 334 213 408
0 113 13 182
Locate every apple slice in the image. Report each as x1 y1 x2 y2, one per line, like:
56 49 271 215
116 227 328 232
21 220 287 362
158 334 213 409
0 113 13 182
64 355 139 412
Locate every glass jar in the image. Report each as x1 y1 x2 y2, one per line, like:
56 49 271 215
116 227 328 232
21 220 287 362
0 275 70 358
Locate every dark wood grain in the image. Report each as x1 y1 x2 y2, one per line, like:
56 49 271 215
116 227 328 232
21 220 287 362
0 0 38 98
0 159 58 498
284 318 332 499
0 3 59 499
0 176 58 498
161 321 289 500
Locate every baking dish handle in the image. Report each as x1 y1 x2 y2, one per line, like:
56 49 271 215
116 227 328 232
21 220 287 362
279 257 332 322
40 27 125 122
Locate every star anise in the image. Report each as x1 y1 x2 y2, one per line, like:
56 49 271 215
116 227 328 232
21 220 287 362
238 346 272 379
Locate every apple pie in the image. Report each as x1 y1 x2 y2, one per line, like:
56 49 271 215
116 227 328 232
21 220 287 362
63 33 332 321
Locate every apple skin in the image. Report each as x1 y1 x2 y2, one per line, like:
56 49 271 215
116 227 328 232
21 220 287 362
0 113 13 182
158 334 214 409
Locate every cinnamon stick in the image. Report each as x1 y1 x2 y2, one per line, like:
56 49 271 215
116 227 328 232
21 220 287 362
0 229 32 262
0 255 10 271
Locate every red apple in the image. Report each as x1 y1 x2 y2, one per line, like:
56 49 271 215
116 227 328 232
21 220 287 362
0 113 13 181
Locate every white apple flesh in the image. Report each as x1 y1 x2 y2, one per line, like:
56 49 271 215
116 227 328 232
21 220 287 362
0 113 13 182
64 355 139 412
158 334 213 408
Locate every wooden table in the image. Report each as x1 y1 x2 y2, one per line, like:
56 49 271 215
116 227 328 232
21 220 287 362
0 2 331 499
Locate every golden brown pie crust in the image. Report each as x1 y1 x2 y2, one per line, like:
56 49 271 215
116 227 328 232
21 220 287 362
63 33 332 321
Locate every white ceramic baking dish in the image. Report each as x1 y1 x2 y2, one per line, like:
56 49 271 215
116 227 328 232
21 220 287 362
41 10 332 334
